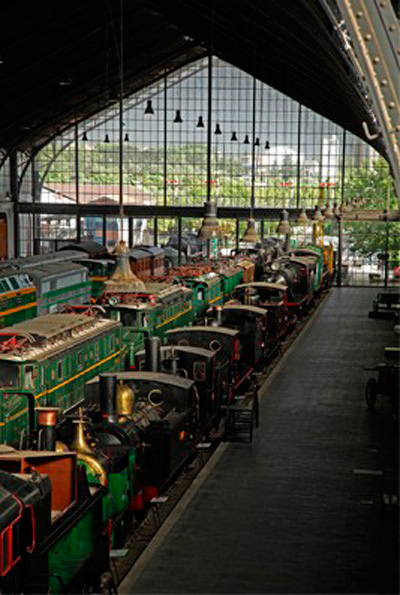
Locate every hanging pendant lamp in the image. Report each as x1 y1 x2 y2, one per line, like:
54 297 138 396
265 141 270 150
231 131 238 141
243 134 250 144
196 115 205 128
324 202 333 219
144 100 155 115
197 201 221 240
241 218 259 243
254 137 260 147
174 110 183 123
333 202 341 217
295 207 310 225
104 134 110 143
276 209 291 235
82 131 88 142
215 123 222 135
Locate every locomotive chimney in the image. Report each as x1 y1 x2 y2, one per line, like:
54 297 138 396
215 306 223 326
99 374 117 419
144 336 161 372
36 407 59 451
170 346 179 375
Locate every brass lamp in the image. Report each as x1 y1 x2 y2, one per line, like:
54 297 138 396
241 217 259 243
295 207 310 225
197 201 221 240
276 209 291 235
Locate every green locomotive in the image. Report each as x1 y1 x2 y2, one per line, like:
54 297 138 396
0 311 123 445
0 268 37 328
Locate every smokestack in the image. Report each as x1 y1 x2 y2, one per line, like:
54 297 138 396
36 407 59 451
170 346 179 375
99 374 117 419
144 336 161 372
215 306 223 326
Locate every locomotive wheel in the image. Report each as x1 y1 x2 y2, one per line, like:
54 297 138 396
365 378 378 408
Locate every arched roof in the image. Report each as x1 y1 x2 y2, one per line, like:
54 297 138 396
0 0 392 157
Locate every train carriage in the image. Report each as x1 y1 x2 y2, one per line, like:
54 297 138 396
129 249 152 281
136 246 165 277
0 268 37 329
218 265 243 300
208 304 268 364
173 272 223 316
104 282 194 366
231 282 291 342
166 326 241 404
28 261 91 315
0 312 122 445
0 452 108 595
72 258 116 301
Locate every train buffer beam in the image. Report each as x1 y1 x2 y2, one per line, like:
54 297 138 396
223 392 259 443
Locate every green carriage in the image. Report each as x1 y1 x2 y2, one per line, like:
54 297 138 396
104 283 194 367
0 312 123 445
0 268 37 328
175 272 223 316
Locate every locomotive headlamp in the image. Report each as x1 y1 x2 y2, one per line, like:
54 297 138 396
271 261 280 271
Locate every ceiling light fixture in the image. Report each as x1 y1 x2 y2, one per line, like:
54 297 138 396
174 109 183 123
243 134 250 144
214 123 222 135
231 131 238 141
276 209 291 235
144 99 155 115
295 207 310 225
196 115 205 128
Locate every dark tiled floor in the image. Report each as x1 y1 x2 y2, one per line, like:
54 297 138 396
123 288 399 594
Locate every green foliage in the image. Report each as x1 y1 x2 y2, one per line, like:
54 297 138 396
38 141 397 261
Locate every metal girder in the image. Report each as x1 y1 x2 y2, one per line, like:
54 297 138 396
336 0 400 201
16 202 400 221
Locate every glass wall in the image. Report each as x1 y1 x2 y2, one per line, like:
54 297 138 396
1 55 397 285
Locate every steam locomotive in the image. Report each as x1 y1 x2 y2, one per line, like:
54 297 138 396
0 238 332 594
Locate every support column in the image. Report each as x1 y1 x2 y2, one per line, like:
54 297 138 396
153 217 158 247
337 216 342 287
10 150 19 257
177 216 182 265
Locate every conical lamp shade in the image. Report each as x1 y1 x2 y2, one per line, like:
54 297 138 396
295 207 310 225
104 240 146 292
276 209 291 234
324 203 333 219
241 218 259 243
197 201 221 240
313 205 324 222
